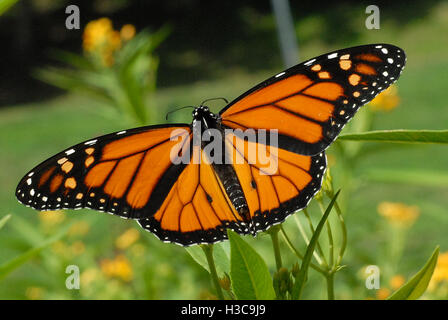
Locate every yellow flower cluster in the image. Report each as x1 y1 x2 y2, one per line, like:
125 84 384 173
429 251 448 290
100 254 133 281
115 228 140 250
82 18 136 66
377 201 420 227
369 85 400 112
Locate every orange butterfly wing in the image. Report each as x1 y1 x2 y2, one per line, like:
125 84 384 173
16 125 192 219
138 145 248 245
223 131 325 233
220 44 406 155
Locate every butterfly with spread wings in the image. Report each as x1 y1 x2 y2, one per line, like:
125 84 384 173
16 44 406 246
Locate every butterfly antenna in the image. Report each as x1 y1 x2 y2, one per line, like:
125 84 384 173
165 106 196 121
200 97 229 107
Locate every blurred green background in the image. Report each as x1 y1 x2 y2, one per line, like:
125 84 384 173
0 0 448 299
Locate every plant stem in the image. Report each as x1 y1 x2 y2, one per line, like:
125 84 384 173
302 209 328 267
269 227 283 271
201 244 225 300
280 226 326 275
325 272 335 300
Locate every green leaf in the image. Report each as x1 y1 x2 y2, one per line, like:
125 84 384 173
0 223 71 281
228 230 276 300
185 243 229 278
0 0 19 15
339 130 448 144
388 246 439 300
363 168 448 187
291 190 340 300
0 214 11 230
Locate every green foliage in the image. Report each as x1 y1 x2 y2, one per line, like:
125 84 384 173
339 129 448 144
0 0 19 15
0 216 71 281
291 191 340 299
35 26 170 125
388 247 439 300
228 230 276 300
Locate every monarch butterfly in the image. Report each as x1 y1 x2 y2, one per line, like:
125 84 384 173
16 44 406 246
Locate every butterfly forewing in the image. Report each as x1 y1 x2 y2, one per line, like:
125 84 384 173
220 43 406 156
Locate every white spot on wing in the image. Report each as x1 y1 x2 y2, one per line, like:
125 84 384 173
328 52 338 59
275 72 285 78
304 58 316 66
65 149 75 156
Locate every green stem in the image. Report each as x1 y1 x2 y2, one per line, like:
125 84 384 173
325 272 335 300
201 244 225 300
318 200 334 268
303 209 328 268
269 227 283 271
279 226 326 275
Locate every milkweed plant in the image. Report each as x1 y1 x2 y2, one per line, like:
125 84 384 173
2 17 448 300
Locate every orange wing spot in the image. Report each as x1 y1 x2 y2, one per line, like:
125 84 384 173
355 63 377 75
222 74 313 117
104 153 144 199
340 54 350 60
180 204 202 232
343 99 348 104
85 148 95 155
339 60 352 70
340 110 346 115
90 192 95 197
50 174 63 192
126 139 180 209
38 167 56 187
102 127 188 160
57 157 68 165
303 82 344 100
65 177 77 189
61 161 74 173
353 91 361 97
272 176 298 203
277 94 334 122
85 156 94 167
225 105 323 143
318 71 331 79
85 161 116 188
100 198 106 203
311 64 321 71
355 53 382 62
76 193 83 199
349 74 361 86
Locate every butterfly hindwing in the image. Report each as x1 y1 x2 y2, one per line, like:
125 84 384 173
220 43 406 156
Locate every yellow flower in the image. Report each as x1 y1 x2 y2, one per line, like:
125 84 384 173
377 202 420 227
369 85 400 112
81 268 100 288
120 24 136 41
115 228 140 250
25 287 43 300
100 254 133 281
82 17 122 66
429 251 448 290
83 18 114 52
71 241 85 255
68 220 90 237
376 288 390 300
38 210 65 227
390 275 406 290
